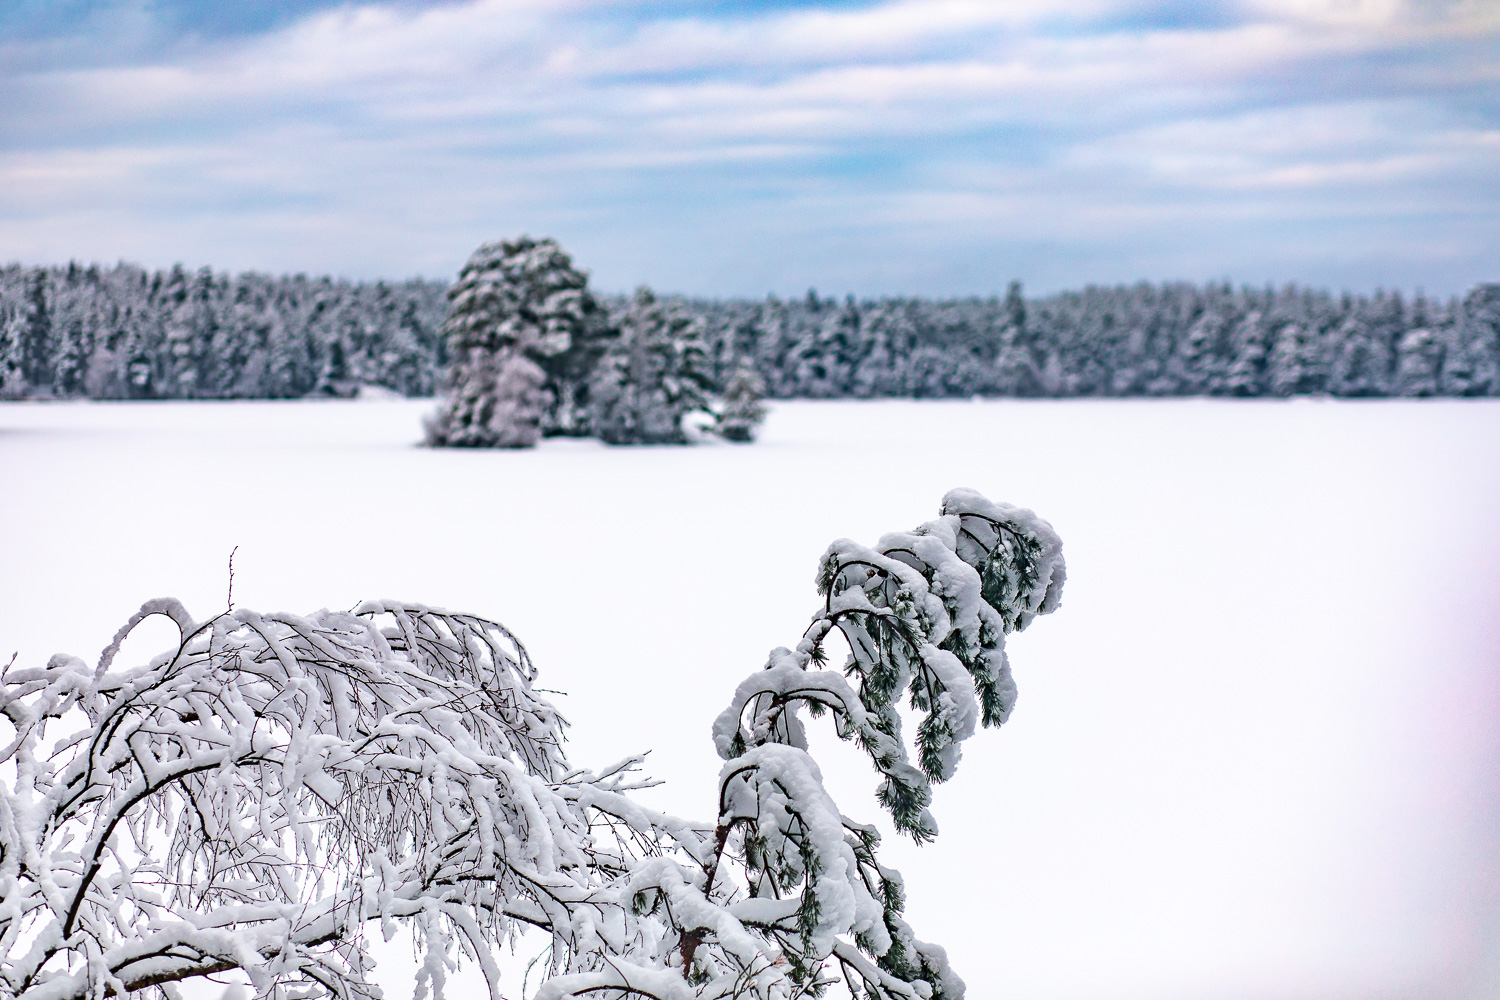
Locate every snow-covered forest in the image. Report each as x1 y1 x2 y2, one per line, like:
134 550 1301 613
0 263 449 400
3 260 1496 401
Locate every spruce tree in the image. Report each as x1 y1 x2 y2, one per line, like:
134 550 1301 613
793 295 858 397
427 237 615 447
1394 327 1443 396
713 359 767 442
1175 309 1228 395
1440 284 1500 396
1225 310 1269 396
588 286 714 445
1327 313 1393 397
1268 322 1313 396
0 300 21 399
851 300 916 397
19 269 52 395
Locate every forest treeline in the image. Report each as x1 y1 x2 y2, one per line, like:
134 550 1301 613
0 262 448 400
2 260 1497 400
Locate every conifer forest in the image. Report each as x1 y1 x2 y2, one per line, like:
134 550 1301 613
1 258 1497 402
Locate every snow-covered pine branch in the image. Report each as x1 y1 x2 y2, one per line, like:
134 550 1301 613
713 488 1064 839
0 491 1064 1000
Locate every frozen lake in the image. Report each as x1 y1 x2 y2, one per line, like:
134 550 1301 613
2 397 1498 1000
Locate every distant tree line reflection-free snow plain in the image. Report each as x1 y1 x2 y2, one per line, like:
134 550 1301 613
2 261 1497 401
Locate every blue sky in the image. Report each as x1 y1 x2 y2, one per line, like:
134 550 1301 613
1 0 1496 296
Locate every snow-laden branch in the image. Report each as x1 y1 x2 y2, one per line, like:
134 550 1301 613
1 489 1064 1000
0 602 599 1000
714 487 1065 839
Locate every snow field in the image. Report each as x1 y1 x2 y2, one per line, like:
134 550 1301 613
1 397 1498 1000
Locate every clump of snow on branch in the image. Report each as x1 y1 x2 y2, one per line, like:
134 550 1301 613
0 490 1063 1000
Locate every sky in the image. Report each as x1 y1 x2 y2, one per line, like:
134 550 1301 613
1 0 1497 297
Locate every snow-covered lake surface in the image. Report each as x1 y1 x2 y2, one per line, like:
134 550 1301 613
2 397 1498 1000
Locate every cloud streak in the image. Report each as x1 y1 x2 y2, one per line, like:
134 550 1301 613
1 0 1495 294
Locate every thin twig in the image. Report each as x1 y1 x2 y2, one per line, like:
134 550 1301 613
227 545 240 610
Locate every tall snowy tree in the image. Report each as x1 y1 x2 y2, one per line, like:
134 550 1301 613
0 297 23 399
1173 309 1228 395
0 490 1064 1000
1440 284 1500 396
1394 327 1443 397
589 287 715 445
18 269 53 396
427 237 616 447
1224 310 1270 396
793 295 859 398
992 282 1041 396
1267 322 1320 396
851 302 913 398
712 359 766 442
1326 312 1394 397
428 350 552 448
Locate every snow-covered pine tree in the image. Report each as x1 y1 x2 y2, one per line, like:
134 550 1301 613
427 237 615 447
383 285 445 397
993 281 1042 397
0 491 1063 1000
752 295 800 398
1267 322 1313 396
712 359 766 442
1326 312 1394 397
17 269 53 396
1002 278 1026 333
1440 284 1500 396
1173 308 1228 395
588 286 715 445
0 296 23 399
1224 309 1269 396
848 302 902 398
428 350 552 448
792 295 859 397
156 265 198 397
1394 327 1443 396
46 263 95 399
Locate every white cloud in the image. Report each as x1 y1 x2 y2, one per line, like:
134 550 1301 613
0 0 1495 294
